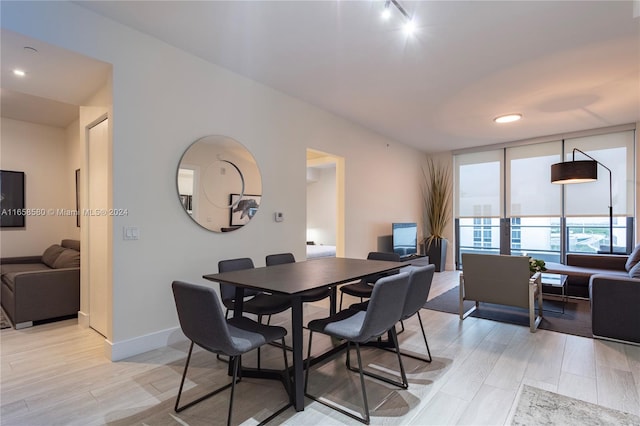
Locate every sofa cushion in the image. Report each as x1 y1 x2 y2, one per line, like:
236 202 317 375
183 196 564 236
625 244 640 271
1 263 52 291
41 245 66 268
629 262 640 279
61 239 80 252
545 262 629 279
52 249 80 269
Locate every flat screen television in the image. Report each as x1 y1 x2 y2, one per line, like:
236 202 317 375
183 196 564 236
392 222 418 258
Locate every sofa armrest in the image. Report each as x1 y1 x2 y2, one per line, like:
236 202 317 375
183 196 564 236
589 274 640 343
567 253 628 271
8 268 80 324
1 256 42 265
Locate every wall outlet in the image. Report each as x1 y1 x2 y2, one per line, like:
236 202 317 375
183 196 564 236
275 212 284 222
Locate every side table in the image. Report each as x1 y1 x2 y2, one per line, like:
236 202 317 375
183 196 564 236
540 272 568 314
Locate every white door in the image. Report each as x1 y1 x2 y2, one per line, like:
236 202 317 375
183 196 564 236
88 118 109 337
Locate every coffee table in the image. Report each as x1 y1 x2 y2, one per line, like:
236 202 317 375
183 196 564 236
540 272 568 313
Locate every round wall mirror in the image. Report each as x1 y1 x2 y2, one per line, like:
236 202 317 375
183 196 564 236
177 135 262 232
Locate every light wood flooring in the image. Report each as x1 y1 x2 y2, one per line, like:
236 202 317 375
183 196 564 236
2 271 640 425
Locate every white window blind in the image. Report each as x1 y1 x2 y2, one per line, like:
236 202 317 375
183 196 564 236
506 141 562 217
564 130 634 217
455 150 503 218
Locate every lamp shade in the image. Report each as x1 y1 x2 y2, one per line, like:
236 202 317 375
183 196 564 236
551 160 597 184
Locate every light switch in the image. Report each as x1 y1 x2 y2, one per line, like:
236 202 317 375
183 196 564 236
275 212 284 222
123 226 140 240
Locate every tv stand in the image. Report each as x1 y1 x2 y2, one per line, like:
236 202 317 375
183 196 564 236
400 254 430 266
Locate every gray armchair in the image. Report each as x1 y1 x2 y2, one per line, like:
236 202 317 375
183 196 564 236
460 253 543 332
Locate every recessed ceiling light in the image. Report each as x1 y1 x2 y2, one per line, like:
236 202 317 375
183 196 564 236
494 113 522 123
23 46 38 54
13 69 26 77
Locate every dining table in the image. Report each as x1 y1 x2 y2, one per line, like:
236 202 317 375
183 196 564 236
203 256 407 412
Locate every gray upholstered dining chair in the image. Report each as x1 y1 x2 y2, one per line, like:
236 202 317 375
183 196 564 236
218 257 292 322
265 253 332 303
218 257 292 367
304 271 411 424
171 281 290 426
350 264 436 365
338 251 402 310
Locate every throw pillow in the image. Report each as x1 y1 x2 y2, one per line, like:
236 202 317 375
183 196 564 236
41 244 66 268
625 244 640 271
52 249 80 269
629 262 640 279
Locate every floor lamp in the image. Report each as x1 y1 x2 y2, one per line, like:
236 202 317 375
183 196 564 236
550 147 613 254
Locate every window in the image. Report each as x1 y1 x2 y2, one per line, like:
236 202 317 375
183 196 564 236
454 127 635 267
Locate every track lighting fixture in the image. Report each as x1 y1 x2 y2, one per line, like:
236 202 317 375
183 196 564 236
381 0 416 35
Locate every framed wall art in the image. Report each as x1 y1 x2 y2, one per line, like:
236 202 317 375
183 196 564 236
0 170 26 228
229 193 261 226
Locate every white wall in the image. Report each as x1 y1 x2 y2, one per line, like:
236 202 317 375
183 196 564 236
0 118 78 257
2 2 425 359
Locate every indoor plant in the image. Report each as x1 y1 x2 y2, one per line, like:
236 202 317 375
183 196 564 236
422 157 452 272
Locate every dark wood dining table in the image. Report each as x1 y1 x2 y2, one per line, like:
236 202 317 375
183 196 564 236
203 256 406 412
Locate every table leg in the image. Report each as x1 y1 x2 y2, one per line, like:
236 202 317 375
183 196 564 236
230 287 245 376
290 295 304 411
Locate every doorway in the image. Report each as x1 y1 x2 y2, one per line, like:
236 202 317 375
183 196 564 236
86 117 110 337
306 149 345 257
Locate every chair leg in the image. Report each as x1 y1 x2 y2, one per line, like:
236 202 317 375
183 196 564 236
381 313 433 363
346 335 408 388
305 334 371 425
281 337 291 402
175 341 235 413
416 311 432 362
227 355 240 426
174 341 194 412
354 343 371 425
388 327 408 389
398 319 405 335
304 331 314 393
339 291 344 311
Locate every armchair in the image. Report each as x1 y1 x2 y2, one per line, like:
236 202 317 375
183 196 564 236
460 253 543 332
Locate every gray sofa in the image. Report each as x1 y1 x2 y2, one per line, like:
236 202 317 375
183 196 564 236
547 247 640 344
1 239 80 328
590 274 640 344
545 254 629 297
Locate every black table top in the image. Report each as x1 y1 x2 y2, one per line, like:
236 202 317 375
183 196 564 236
203 257 405 295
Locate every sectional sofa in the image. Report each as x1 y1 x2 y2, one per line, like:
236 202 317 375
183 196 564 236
546 247 640 344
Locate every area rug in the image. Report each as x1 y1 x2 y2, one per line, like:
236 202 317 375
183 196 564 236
424 286 592 338
512 385 640 425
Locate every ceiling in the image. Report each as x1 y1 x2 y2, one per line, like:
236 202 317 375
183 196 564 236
1 30 111 128
2 1 639 152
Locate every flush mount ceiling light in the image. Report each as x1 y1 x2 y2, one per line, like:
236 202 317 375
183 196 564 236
494 113 522 124
13 69 26 77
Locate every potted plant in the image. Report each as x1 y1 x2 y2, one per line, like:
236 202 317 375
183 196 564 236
422 157 452 272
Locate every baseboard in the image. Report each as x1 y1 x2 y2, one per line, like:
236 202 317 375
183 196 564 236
77 311 89 328
105 326 187 361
